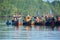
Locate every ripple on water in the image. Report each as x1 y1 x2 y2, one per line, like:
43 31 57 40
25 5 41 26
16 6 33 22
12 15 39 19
0 26 60 40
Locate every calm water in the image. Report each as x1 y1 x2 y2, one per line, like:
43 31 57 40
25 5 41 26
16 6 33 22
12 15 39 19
0 24 60 40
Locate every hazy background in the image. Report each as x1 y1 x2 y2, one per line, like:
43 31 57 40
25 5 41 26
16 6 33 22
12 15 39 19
0 0 60 16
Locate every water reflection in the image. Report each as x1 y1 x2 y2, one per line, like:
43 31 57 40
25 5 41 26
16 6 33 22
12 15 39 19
13 25 60 31
14 26 19 30
0 25 60 40
34 26 55 31
35 26 40 31
25 26 31 31
45 26 54 31
58 26 60 31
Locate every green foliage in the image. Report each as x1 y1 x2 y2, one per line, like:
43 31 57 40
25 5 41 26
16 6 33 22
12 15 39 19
0 0 60 16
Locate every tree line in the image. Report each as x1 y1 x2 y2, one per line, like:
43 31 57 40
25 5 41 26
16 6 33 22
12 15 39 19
0 0 60 16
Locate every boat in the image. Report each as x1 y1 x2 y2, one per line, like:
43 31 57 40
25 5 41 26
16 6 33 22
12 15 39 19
34 16 44 26
23 15 32 26
6 20 11 25
55 17 60 26
6 14 60 26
